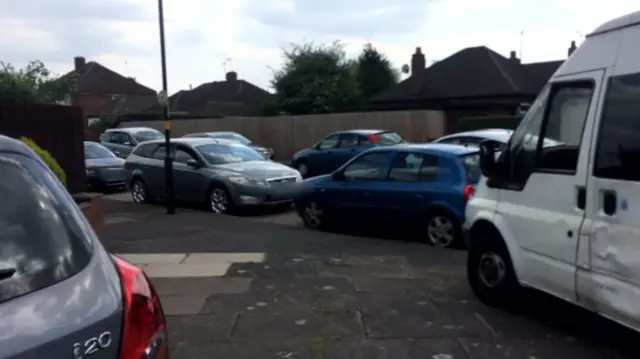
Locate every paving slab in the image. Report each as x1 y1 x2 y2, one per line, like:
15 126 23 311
457 338 613 359
152 277 252 296
117 253 187 264
182 252 266 264
144 262 230 278
170 339 316 359
231 309 363 340
167 313 238 345
161 295 207 316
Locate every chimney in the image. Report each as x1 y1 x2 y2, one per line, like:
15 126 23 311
568 40 577 57
411 47 426 83
226 71 238 81
509 50 520 64
74 56 86 71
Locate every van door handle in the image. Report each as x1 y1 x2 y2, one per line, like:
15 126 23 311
602 190 617 216
576 186 586 210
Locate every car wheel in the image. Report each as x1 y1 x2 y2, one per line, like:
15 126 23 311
296 160 310 178
424 210 461 248
208 186 234 214
301 200 325 230
467 231 522 309
131 178 152 204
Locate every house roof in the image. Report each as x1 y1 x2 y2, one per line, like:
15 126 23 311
97 94 157 116
370 46 564 103
146 76 273 117
64 61 156 95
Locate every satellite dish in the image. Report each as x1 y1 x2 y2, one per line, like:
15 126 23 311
401 64 410 74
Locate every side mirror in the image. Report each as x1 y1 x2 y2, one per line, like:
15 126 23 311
478 140 497 178
186 159 201 168
331 171 345 181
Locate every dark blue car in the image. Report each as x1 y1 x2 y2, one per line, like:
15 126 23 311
290 129 405 178
294 143 480 248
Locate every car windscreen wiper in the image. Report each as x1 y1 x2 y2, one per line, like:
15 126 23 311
0 267 16 281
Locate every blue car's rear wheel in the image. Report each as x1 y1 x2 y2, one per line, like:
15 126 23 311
424 210 461 248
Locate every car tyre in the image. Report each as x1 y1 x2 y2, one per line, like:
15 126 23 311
131 178 153 204
295 160 310 178
467 231 522 310
208 185 235 215
423 209 461 248
301 199 326 230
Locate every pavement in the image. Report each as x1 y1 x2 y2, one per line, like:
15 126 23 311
102 193 637 359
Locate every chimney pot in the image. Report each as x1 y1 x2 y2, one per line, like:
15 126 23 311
411 47 426 77
510 51 516 59
74 56 86 71
568 40 577 57
226 71 238 81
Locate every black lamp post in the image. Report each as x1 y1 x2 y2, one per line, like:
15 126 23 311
157 0 175 214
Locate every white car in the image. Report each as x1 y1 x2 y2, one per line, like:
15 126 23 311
464 10 640 334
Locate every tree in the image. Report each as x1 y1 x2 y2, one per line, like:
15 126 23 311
355 43 398 99
271 42 363 115
0 60 71 105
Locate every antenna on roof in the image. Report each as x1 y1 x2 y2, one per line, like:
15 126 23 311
519 31 524 61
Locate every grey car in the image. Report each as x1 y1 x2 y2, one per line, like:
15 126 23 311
100 127 164 158
0 134 168 359
182 131 275 159
125 137 301 214
85 141 128 191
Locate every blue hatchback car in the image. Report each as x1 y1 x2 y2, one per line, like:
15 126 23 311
294 143 481 248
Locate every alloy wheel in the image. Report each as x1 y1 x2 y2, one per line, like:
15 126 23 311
478 252 507 288
131 181 146 203
298 163 308 177
210 188 229 214
303 201 323 229
427 215 455 247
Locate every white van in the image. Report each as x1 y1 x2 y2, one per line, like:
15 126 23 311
464 10 640 333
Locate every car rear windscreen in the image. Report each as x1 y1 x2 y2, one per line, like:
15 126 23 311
460 153 482 183
375 132 405 145
0 154 92 303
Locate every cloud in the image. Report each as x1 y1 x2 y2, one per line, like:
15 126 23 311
1 0 639 94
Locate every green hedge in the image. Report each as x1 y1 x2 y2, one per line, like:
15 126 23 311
456 115 523 132
19 137 67 187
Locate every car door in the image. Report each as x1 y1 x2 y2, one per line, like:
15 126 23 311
378 152 430 225
109 132 135 158
172 145 209 202
578 70 640 328
322 151 392 223
330 133 362 170
310 134 340 175
492 73 601 302
147 144 169 197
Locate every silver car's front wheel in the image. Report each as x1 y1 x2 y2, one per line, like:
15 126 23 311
209 187 231 214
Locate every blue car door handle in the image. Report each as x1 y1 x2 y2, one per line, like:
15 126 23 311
363 192 371 196
414 194 423 198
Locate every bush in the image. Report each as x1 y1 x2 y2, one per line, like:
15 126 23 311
19 137 67 187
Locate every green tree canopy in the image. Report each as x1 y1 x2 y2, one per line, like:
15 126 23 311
271 42 363 115
0 60 71 105
355 43 398 99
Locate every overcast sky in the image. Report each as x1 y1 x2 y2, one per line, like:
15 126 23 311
1 0 637 94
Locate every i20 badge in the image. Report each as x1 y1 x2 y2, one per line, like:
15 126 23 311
73 331 112 359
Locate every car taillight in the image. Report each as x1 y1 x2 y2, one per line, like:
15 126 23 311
368 134 380 144
464 185 475 203
114 257 169 359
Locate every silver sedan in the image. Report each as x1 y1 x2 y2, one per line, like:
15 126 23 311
125 138 301 214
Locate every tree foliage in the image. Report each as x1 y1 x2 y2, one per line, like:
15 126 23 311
355 43 398 99
271 42 363 115
0 60 71 105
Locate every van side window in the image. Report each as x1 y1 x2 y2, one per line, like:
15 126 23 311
594 72 640 181
535 85 593 173
496 81 594 189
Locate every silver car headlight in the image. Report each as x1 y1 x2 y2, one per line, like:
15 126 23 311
229 176 271 187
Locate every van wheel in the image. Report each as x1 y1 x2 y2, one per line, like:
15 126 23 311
467 233 521 309
423 209 461 248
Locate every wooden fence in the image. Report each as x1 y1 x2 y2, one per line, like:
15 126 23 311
0 105 86 193
121 110 445 160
